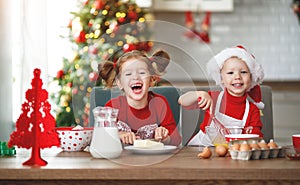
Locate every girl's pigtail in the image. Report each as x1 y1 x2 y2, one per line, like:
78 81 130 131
150 50 170 76
97 61 116 88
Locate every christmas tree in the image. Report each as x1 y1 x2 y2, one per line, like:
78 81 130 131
9 69 60 166
50 0 153 127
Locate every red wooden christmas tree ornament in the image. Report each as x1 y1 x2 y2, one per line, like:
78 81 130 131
8 68 60 166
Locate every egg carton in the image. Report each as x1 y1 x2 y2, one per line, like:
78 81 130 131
229 147 285 160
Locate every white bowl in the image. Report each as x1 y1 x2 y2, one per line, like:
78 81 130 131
56 127 93 151
225 134 259 142
226 126 243 134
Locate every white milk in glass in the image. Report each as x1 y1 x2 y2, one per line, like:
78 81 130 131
90 127 122 159
90 106 122 159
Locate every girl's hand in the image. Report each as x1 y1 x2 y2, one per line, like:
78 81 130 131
154 126 169 143
197 91 212 112
119 131 136 144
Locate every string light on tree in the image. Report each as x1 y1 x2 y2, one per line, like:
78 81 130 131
49 0 153 127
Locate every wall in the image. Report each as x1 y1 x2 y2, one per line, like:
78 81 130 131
272 90 300 145
150 0 300 145
151 0 300 82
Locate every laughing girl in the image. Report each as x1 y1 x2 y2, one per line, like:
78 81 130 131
97 50 181 146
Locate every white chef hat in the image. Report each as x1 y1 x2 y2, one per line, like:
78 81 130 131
206 45 264 90
206 45 265 109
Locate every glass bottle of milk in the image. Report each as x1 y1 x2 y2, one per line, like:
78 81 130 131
90 106 123 159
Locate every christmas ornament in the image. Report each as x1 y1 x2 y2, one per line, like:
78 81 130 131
184 11 197 39
67 82 73 88
185 11 195 30
89 46 98 55
292 0 300 24
137 42 152 52
8 68 60 166
88 20 94 27
74 31 87 43
184 11 211 43
72 87 79 95
123 43 137 52
83 0 89 5
128 11 138 21
56 69 64 79
93 0 105 10
89 71 99 82
118 17 126 23
198 12 211 43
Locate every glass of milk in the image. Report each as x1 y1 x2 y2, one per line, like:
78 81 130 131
90 106 123 159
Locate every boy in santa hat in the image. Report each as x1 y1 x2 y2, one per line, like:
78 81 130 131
178 45 265 146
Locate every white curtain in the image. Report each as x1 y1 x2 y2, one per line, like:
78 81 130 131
0 0 13 141
12 0 48 122
12 0 77 122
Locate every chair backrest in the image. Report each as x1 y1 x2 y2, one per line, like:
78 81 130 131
89 85 273 146
89 86 181 128
180 85 274 145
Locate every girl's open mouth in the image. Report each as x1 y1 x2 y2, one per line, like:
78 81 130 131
131 83 143 94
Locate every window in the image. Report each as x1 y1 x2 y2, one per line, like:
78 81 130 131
12 0 77 121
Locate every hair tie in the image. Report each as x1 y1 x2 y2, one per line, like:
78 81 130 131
149 57 154 63
113 62 117 68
